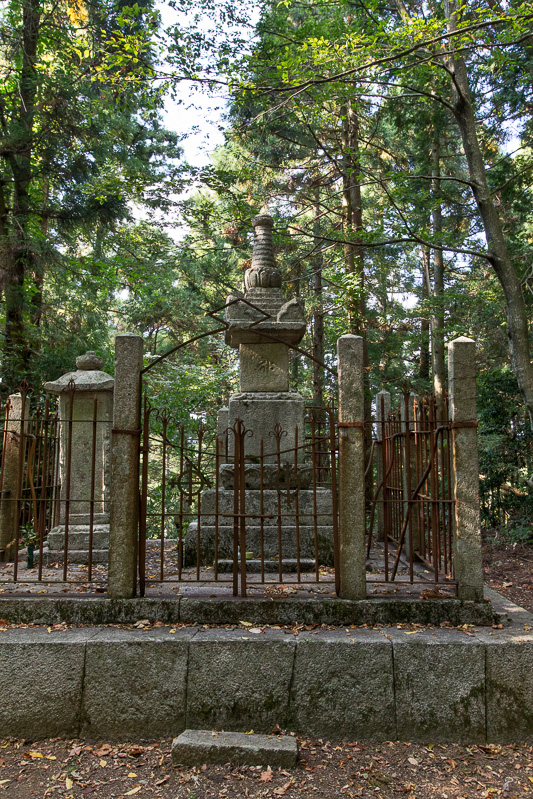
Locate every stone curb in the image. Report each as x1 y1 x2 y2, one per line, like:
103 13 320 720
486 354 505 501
0 594 494 627
171 730 298 767
0 597 531 743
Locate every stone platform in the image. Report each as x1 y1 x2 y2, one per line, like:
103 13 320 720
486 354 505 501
0 590 530 743
185 488 335 566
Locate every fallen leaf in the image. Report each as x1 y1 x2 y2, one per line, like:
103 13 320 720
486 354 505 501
125 787 141 796
99 759 107 767
260 770 273 782
240 620 252 626
66 777 73 790
408 757 419 766
273 780 292 796
128 772 137 778
28 751 43 759
94 745 112 757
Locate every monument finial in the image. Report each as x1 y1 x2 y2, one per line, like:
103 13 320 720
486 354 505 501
245 214 282 290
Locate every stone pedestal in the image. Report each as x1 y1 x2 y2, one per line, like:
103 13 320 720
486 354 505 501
43 351 114 564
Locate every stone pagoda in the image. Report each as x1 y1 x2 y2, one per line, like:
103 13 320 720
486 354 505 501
185 215 334 570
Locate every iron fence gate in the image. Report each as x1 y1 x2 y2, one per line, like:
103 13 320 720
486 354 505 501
138 403 340 596
367 393 456 590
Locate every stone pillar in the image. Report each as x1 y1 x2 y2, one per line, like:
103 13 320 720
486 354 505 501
401 392 420 554
108 334 143 599
448 336 484 601
0 394 24 561
44 353 114 563
374 390 391 542
337 335 366 600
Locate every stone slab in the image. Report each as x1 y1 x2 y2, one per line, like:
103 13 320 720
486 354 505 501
184 523 334 566
392 628 486 742
216 558 316 574
289 629 395 740
228 392 305 461
82 626 196 738
473 597 533 742
239 343 289 392
171 729 297 767
0 627 94 738
186 628 295 733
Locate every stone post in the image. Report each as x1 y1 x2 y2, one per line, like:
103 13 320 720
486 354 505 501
374 390 391 542
337 335 366 600
108 334 143 599
0 394 24 561
448 336 484 601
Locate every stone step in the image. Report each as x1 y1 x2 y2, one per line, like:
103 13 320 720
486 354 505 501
197 488 333 516
216 558 316 573
47 530 109 550
171 730 297 768
35 547 109 565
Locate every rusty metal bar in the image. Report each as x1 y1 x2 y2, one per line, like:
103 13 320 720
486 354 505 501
139 395 150 597
88 396 98 582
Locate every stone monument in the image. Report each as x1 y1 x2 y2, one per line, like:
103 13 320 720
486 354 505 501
185 215 334 569
43 351 114 564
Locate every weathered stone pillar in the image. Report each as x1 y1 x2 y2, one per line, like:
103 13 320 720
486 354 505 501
338 335 366 599
44 353 114 563
374 390 391 542
0 394 24 561
108 333 143 599
448 336 484 601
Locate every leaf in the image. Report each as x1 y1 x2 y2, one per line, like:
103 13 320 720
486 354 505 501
408 757 419 766
28 751 43 759
125 788 142 796
260 770 273 782
99 759 107 767
273 780 292 795
240 620 252 626
66 777 73 790
128 772 137 778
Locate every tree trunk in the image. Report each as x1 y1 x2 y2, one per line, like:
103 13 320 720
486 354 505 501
420 247 431 383
341 101 372 497
3 0 41 391
444 0 533 426
312 184 325 409
430 139 446 421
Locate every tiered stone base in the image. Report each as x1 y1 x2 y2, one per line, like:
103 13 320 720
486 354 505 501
185 488 334 567
44 524 110 565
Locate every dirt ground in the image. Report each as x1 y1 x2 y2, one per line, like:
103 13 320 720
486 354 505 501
483 541 533 613
0 736 532 799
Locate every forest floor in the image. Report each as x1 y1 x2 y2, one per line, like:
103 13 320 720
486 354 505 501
0 545 531 798
482 540 533 613
0 736 532 799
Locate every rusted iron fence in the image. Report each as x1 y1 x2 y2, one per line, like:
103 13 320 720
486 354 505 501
138 403 339 596
0 382 111 586
368 392 456 589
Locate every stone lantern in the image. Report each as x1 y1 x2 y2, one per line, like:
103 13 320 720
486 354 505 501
43 351 114 564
